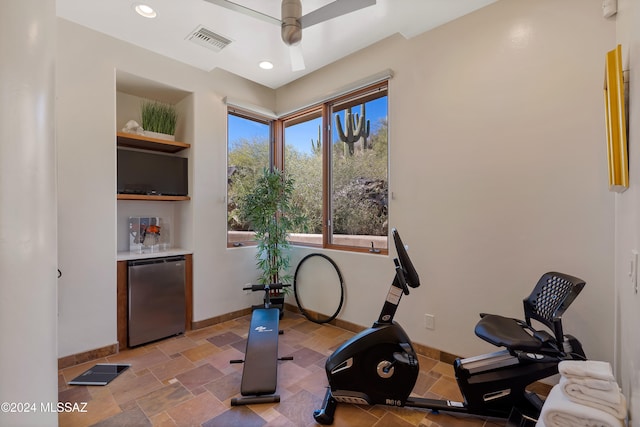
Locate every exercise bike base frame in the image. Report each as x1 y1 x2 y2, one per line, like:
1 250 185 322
314 341 567 423
315 322 585 424
313 385 544 425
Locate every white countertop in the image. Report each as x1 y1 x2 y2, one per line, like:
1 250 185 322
117 248 192 261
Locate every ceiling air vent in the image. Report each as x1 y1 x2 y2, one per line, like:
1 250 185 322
187 26 231 52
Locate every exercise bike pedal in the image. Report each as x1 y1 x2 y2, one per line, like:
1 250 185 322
313 389 338 425
229 359 244 364
279 356 294 361
524 390 545 411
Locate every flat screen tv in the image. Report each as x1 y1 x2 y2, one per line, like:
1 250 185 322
117 148 188 196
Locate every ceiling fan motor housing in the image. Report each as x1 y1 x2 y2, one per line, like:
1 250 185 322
281 0 302 45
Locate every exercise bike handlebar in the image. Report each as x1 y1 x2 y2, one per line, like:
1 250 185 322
394 258 411 295
392 229 420 289
243 283 291 292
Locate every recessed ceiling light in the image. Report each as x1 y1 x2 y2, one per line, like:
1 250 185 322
259 61 274 70
134 4 157 18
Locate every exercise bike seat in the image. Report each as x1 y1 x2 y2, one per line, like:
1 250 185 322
475 314 543 352
474 272 586 355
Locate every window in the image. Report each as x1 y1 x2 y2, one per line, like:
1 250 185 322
226 110 273 246
283 110 324 246
328 85 388 251
226 81 388 252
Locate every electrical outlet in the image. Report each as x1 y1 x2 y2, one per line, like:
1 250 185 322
424 314 435 330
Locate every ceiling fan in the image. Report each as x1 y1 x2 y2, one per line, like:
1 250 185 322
204 0 376 71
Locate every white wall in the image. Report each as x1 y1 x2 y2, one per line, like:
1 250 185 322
278 0 616 361
1 1 58 425
56 18 273 357
613 0 640 424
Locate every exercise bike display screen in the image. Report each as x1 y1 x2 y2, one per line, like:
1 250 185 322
392 228 420 289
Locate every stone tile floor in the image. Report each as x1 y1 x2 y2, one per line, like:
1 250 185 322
58 311 507 427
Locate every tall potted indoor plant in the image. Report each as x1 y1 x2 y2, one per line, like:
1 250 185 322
238 167 305 314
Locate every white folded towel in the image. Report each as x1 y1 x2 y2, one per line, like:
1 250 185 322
558 360 616 382
540 385 625 427
559 377 627 419
560 376 619 392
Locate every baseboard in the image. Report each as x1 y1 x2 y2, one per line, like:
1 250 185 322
284 303 453 361
58 343 118 370
191 307 253 330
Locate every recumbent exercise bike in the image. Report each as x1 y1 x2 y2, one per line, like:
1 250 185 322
314 228 586 423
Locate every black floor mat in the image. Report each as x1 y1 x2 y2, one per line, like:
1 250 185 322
68 364 130 386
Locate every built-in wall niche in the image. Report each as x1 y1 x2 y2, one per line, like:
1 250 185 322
115 71 194 254
116 200 187 252
116 70 192 138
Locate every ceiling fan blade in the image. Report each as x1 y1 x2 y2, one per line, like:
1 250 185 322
300 0 376 28
289 45 305 71
203 0 281 26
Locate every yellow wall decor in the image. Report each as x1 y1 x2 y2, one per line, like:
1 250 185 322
604 44 628 192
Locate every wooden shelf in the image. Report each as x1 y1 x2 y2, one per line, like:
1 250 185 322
116 132 190 153
117 194 191 201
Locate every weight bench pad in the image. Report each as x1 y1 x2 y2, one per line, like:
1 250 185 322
240 308 279 396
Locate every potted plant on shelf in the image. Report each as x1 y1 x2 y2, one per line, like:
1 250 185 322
238 167 306 316
141 100 177 141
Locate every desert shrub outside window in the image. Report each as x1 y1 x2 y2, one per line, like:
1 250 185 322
227 110 273 246
283 110 324 246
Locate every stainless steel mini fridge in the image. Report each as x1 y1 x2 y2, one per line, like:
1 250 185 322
128 256 186 347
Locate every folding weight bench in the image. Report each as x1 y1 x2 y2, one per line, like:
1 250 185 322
230 284 292 405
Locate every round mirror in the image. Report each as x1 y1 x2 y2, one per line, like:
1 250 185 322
294 253 344 324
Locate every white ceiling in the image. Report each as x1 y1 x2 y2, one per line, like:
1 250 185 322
56 0 497 89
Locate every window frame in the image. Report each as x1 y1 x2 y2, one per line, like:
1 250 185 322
226 107 275 248
280 107 326 248
325 81 389 254
226 81 389 254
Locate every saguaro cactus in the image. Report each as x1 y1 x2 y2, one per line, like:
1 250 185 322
310 125 321 155
359 103 371 150
335 103 370 156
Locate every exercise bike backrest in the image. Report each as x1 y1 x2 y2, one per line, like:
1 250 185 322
392 228 420 295
522 272 585 344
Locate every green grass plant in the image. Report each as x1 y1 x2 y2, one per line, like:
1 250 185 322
141 101 177 135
